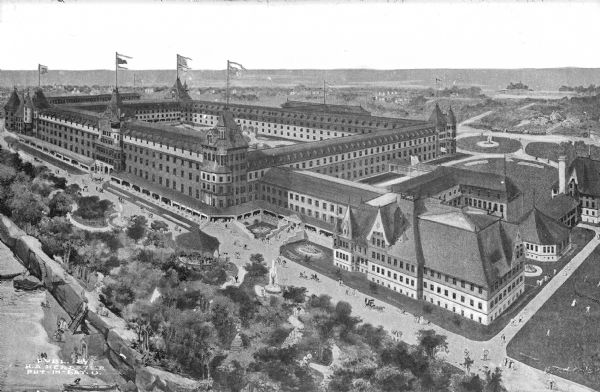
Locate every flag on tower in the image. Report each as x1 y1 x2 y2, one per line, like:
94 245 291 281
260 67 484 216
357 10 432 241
116 53 132 69
228 61 246 77
177 54 191 71
38 64 48 74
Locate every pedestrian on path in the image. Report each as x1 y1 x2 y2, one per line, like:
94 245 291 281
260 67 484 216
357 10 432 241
501 334 506 344
546 329 550 337
586 305 591 314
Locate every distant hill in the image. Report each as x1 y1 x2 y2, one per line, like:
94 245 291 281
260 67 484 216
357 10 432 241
1 68 599 91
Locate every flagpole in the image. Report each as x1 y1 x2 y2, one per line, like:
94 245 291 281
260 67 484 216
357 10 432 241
115 52 118 90
38 65 40 88
323 80 326 105
226 60 230 107
176 55 179 82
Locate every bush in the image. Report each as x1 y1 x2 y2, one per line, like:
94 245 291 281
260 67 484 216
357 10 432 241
74 196 113 220
283 286 307 303
244 260 269 278
266 327 291 346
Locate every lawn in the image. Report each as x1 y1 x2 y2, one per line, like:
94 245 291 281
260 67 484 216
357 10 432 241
525 142 563 162
175 229 220 255
457 136 522 154
507 247 600 391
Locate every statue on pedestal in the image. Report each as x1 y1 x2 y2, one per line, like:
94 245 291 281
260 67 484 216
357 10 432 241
265 259 282 294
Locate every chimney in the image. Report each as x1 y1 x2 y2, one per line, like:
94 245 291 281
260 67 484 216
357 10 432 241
558 155 566 194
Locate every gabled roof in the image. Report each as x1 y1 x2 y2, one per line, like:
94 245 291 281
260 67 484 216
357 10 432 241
567 157 600 196
419 210 513 288
428 103 447 127
4 88 21 111
540 194 578 220
518 208 570 245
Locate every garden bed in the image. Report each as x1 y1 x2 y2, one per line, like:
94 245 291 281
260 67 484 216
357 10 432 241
457 135 522 154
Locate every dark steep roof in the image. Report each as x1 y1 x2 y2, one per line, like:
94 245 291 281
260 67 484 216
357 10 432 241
429 103 447 127
392 166 521 201
517 208 570 245
32 88 50 110
214 111 248 150
567 157 600 196
171 77 192 101
4 88 21 111
419 209 513 288
540 194 579 220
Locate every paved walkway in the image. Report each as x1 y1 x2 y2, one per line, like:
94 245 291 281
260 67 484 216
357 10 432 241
201 219 599 392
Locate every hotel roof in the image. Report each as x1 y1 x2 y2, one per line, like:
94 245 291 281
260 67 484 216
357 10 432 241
247 123 435 170
392 166 521 201
260 167 382 206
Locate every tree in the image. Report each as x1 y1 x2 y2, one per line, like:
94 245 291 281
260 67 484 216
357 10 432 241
282 286 307 303
210 297 238 347
245 260 269 278
249 253 265 263
373 366 415 392
216 360 247 392
484 367 506 392
8 182 49 227
127 215 148 242
456 374 484 392
151 220 169 232
417 329 448 359
48 191 74 217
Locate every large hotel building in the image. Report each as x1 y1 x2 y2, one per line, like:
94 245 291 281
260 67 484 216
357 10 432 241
3 80 576 325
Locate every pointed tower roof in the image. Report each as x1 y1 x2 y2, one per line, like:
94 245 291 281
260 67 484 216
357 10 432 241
339 204 353 239
32 88 50 110
4 87 21 111
447 106 456 125
428 103 447 127
171 77 192 101
103 88 125 123
212 111 248 150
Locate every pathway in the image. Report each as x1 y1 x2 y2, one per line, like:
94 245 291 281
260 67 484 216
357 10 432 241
203 217 599 392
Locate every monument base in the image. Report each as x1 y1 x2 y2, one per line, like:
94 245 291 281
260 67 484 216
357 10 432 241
264 284 282 294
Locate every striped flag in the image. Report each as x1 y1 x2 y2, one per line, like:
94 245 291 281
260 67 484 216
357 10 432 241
116 52 132 69
177 54 191 71
228 61 246 77
38 64 48 74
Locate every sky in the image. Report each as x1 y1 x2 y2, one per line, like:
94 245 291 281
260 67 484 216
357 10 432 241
0 0 599 70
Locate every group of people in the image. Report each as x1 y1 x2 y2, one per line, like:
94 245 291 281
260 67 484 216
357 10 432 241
298 271 320 282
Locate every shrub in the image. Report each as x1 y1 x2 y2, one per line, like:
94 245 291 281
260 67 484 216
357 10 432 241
266 327 291 346
245 260 269 278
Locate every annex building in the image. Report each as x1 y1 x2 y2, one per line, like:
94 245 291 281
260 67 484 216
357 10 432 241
2 80 574 325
